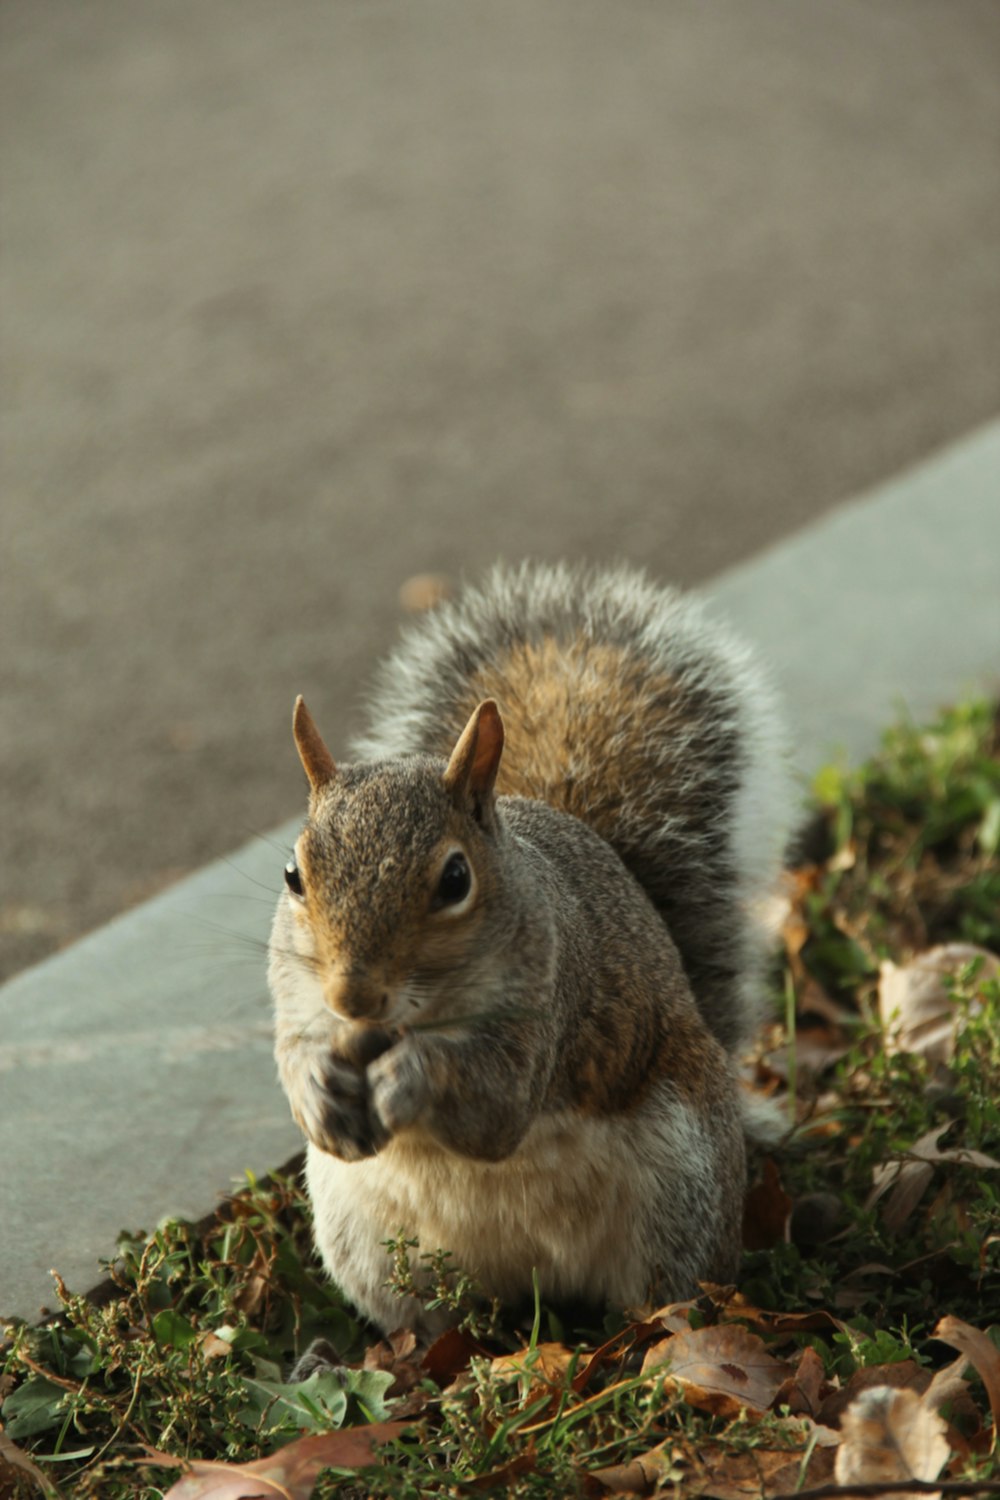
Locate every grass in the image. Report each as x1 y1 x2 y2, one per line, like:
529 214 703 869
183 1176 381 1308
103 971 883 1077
2 697 999 1498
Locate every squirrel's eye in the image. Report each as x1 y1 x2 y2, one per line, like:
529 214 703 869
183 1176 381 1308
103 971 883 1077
436 852 471 907
284 861 304 898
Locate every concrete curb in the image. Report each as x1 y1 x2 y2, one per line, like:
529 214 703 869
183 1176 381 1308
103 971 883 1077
706 416 999 779
2 419 998 1322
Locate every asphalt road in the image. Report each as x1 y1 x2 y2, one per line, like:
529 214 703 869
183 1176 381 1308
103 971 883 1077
2 0 999 981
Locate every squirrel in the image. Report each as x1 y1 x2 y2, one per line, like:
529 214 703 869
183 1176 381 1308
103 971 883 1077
269 562 790 1338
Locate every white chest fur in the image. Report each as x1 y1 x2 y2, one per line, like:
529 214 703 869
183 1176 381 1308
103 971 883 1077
305 1088 718 1329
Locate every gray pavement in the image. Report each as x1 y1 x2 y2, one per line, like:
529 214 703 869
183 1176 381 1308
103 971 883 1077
2 420 998 1323
3 0 1000 980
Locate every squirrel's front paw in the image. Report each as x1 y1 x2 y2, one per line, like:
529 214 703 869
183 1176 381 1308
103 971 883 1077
368 1043 431 1136
294 1053 388 1162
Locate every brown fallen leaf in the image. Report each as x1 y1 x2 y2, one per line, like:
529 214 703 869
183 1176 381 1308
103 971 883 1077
363 1328 424 1397
1 1427 62 1498
151 1422 407 1500
833 1384 949 1499
492 1341 576 1388
702 1289 848 1340
571 1319 663 1394
934 1314 1000 1436
398 573 451 613
462 1449 538 1492
879 1159 937 1233
641 1322 791 1419
773 1345 829 1419
743 1157 793 1250
643 1298 697 1335
588 1437 677 1494
197 1330 235 1362
818 1359 930 1430
417 1326 479 1388
698 1438 836 1499
867 1123 1000 1230
879 943 999 1064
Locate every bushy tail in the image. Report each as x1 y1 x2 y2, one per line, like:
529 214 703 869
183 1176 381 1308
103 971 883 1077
354 562 791 1054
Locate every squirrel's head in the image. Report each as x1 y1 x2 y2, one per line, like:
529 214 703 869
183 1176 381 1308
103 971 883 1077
279 697 506 1027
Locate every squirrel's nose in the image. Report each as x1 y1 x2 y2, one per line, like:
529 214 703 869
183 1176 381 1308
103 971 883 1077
323 970 389 1022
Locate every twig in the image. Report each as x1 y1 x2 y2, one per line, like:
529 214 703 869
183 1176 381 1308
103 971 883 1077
14 1352 84 1395
85 1360 147 1471
771 1480 1000 1499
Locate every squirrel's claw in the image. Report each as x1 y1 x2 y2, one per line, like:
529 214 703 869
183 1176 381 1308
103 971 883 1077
295 1053 388 1161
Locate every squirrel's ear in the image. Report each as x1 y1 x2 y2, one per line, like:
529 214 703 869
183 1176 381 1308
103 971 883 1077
292 696 337 793
444 700 504 818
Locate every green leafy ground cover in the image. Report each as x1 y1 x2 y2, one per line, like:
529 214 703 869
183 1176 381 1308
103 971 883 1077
2 699 999 1498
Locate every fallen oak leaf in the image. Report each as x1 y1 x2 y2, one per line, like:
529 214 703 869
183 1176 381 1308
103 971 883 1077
641 1322 791 1419
879 944 999 1065
398 573 452 612
866 1124 1000 1228
588 1437 677 1494
197 1330 236 1362
819 1360 930 1430
571 1318 663 1394
461 1448 538 1492
834 1385 949 1499
831 1359 971 1500
878 1159 936 1234
149 1422 407 1500
714 1297 848 1340
421 1325 491 1386
363 1328 424 1397
934 1315 1000 1439
742 1157 793 1250
1 1426 63 1497
773 1345 830 1419
772 1479 1000 1498
641 1296 698 1333
492 1341 576 1389
696 1439 837 1500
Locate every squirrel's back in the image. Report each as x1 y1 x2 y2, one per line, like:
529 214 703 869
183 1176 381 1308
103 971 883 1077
353 562 789 1054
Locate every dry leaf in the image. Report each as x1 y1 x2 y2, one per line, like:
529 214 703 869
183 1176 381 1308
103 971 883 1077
398 574 451 612
1 1428 61 1497
879 943 999 1063
363 1329 423 1396
419 1325 488 1388
922 1353 971 1413
462 1450 538 1492
818 1359 930 1430
867 1123 1000 1229
589 1437 676 1494
763 1025 850 1082
934 1315 1000 1435
773 1345 829 1418
834 1384 949 1498
644 1299 697 1334
641 1323 791 1418
698 1439 836 1499
571 1319 663 1394
705 1290 847 1340
153 1422 406 1500
197 1331 235 1362
492 1341 575 1387
879 1159 936 1233
742 1158 792 1250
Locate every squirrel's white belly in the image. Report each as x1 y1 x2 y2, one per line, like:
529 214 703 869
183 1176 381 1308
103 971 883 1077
306 1089 721 1329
